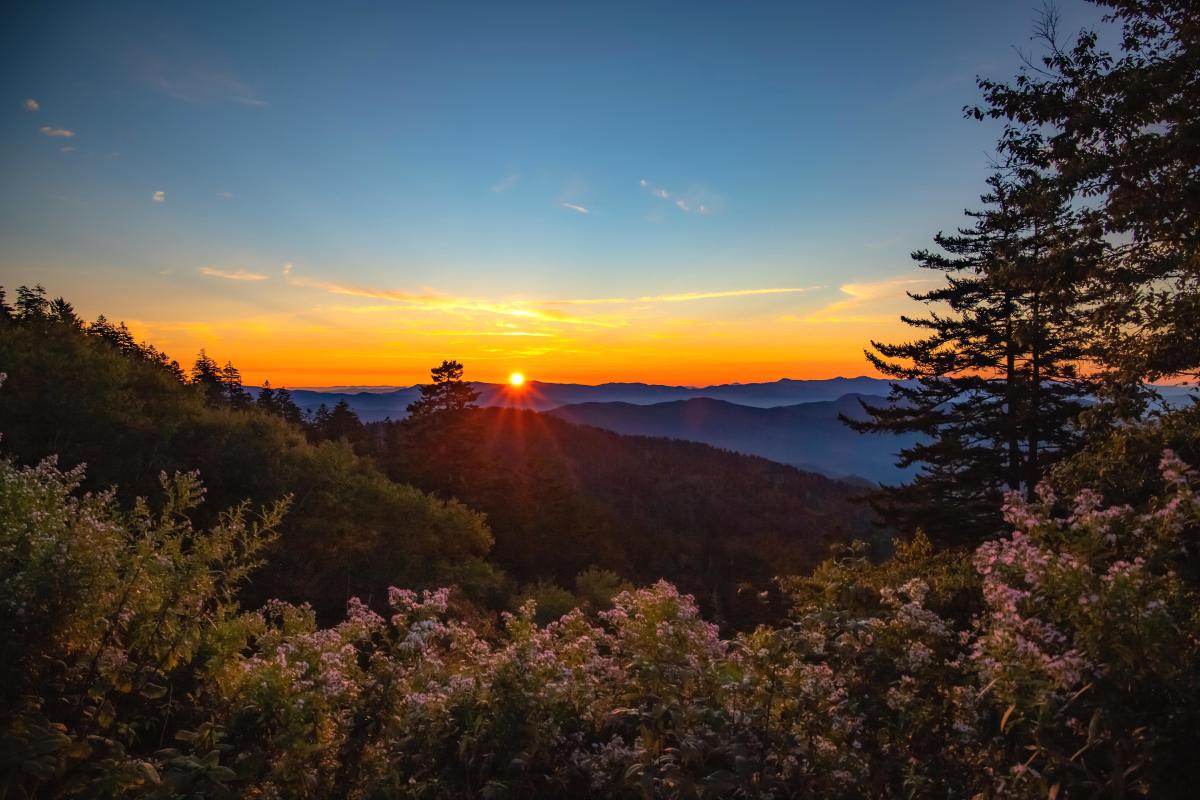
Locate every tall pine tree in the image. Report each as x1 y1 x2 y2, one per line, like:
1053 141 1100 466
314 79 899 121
406 360 480 418
190 350 225 406
845 168 1100 543
975 1 1200 410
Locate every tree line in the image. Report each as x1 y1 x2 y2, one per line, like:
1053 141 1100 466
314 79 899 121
846 0 1200 545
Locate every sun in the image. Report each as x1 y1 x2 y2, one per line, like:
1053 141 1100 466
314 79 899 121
508 371 526 387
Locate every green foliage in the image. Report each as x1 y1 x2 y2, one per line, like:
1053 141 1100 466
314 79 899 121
0 454 285 798
373 406 878 627
574 567 631 612
1051 400 1200 509
3 436 1198 797
0 296 494 620
975 0 1200 396
406 359 480 418
847 169 1099 545
516 580 578 626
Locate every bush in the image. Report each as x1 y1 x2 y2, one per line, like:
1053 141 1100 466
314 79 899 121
3 442 1198 797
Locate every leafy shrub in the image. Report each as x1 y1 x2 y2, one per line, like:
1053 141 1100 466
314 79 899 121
2 442 1198 797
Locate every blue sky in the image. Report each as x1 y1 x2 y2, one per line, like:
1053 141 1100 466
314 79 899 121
0 1 1109 385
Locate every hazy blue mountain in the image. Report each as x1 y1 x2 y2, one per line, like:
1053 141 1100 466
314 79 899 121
271 376 908 422
547 394 920 484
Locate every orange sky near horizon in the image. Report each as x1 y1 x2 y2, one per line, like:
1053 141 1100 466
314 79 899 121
19 262 928 388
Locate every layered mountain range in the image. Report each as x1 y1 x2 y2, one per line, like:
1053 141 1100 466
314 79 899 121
280 377 918 482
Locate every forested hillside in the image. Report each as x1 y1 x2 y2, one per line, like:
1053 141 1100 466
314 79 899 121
0 293 872 626
0 295 495 619
549 394 917 482
369 407 877 623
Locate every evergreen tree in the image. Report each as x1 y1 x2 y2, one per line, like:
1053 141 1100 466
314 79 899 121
401 361 483 496
316 399 364 444
190 350 225 406
14 285 49 321
47 298 81 330
273 387 305 426
406 360 480 419
220 360 252 410
974 1 1200 408
89 316 137 352
256 380 277 414
845 169 1099 543
255 381 305 426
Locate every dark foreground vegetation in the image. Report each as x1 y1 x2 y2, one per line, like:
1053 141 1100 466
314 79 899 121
0 294 873 627
3 0 1200 796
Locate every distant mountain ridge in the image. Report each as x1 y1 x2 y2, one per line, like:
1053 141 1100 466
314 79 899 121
548 393 920 484
267 376 911 422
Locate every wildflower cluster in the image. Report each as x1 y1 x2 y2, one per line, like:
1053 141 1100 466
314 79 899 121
2 449 1198 797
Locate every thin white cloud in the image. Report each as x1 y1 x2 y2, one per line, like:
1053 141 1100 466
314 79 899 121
131 52 267 107
24 98 39 111
490 173 520 193
282 266 816 334
551 286 821 305
641 178 715 215
152 191 166 203
560 201 590 214
60 146 75 153
281 263 293 276
218 190 233 199
199 266 268 281
39 126 74 138
800 276 931 323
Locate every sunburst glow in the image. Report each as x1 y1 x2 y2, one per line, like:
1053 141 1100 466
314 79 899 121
509 371 526 387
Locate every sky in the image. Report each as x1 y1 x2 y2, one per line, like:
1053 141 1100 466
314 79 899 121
0 1 1108 387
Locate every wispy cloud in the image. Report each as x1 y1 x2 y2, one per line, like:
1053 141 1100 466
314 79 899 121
289 274 616 327
550 286 820 305
490 173 520 193
152 191 166 203
60 146 75 153
799 276 930 324
39 126 74 138
218 191 233 199
641 178 714 215
424 330 555 338
131 52 267 107
560 201 590 214
284 265 820 336
23 98 39 111
281 263 293 276
199 266 268 281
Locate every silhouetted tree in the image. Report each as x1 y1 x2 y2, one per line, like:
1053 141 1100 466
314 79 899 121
14 285 49 320
974 1 1200 411
256 380 277 413
406 360 480 419
272 387 305 426
845 169 1099 543
324 400 364 442
47 298 81 330
219 360 251 410
191 350 225 406
89 315 137 352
